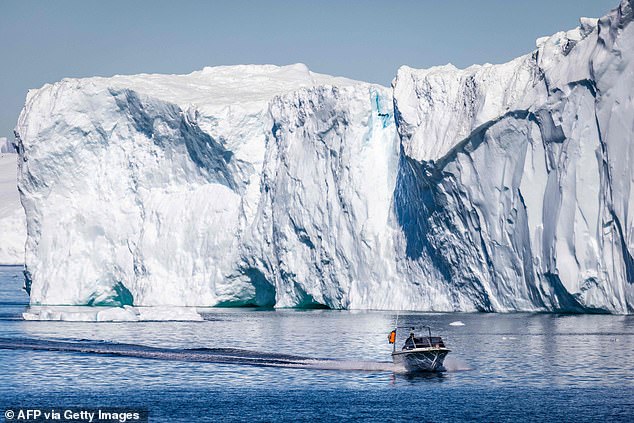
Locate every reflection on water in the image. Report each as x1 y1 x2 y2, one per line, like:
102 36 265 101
1 266 633 421
0 265 633 389
392 371 446 384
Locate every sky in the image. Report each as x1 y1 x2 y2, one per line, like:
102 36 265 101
0 0 619 139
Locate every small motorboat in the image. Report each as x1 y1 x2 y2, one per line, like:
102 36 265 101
388 325 450 372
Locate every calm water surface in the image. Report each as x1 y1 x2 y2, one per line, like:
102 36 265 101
0 266 632 422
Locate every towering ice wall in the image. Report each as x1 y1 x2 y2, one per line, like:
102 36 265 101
392 0 634 313
14 1 634 313
246 86 401 309
15 64 400 308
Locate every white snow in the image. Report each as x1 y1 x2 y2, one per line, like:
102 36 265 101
0 153 26 264
13 1 634 314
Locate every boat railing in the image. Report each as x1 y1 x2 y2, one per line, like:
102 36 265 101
394 325 446 350
414 336 445 349
390 325 446 351
396 325 433 338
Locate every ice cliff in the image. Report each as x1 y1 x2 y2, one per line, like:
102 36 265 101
15 64 401 308
14 1 634 313
392 0 634 313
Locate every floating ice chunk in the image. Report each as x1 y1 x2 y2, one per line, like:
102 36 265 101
449 321 465 326
96 306 138 321
22 306 203 322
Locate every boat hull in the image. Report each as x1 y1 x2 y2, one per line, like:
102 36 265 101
392 348 450 373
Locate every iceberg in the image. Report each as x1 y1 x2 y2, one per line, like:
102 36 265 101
392 0 634 313
14 1 634 314
0 150 26 265
15 64 400 309
0 137 17 154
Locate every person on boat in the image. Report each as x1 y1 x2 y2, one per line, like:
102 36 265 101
404 332 416 350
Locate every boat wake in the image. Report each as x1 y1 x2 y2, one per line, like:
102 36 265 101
442 356 473 372
0 337 469 373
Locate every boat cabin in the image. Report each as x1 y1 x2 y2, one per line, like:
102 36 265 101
403 335 446 350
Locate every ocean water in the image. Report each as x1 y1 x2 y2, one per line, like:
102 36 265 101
0 265 633 422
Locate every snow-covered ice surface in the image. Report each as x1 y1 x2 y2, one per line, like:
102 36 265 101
14 1 634 314
0 153 26 264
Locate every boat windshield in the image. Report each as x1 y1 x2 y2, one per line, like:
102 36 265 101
403 336 445 350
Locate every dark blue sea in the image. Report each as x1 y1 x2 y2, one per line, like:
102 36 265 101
0 265 632 422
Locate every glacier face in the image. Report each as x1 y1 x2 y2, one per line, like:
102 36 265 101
15 64 401 308
392 0 634 313
14 1 634 313
245 86 401 309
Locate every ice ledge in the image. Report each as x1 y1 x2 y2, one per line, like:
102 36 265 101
22 306 204 322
